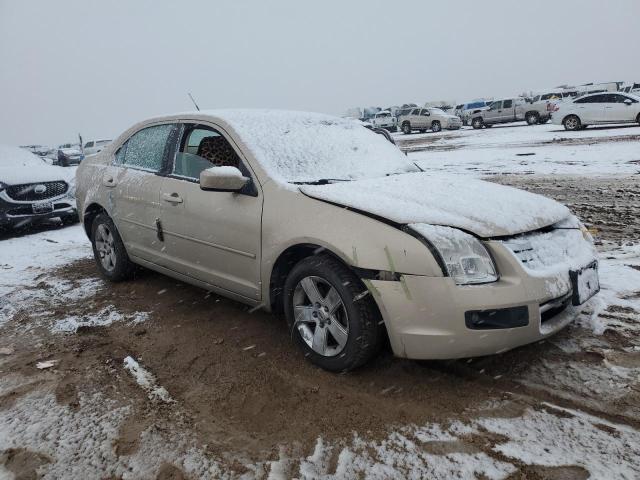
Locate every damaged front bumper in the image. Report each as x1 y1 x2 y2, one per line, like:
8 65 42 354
366 234 598 360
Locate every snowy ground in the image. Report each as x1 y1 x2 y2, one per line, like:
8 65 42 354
1 124 640 479
397 122 640 177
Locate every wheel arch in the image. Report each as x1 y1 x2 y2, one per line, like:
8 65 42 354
82 202 108 239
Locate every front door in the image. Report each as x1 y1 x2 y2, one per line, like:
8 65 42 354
158 124 263 301
484 101 502 124
110 123 177 265
603 94 638 122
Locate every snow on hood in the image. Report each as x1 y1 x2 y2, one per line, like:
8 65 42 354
0 144 74 185
300 173 571 237
207 110 419 184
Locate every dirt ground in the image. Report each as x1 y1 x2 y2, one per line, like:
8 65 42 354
1 133 640 478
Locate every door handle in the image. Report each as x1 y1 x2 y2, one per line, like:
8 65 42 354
162 192 183 204
103 175 116 187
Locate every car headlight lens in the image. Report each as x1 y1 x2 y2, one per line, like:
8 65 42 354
66 178 76 198
410 224 498 285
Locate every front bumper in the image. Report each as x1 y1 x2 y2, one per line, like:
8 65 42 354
0 191 77 226
369 238 597 360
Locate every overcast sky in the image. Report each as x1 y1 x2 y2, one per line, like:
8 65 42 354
1 0 638 146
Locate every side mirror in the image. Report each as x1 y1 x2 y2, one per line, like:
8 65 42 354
200 166 249 192
624 99 633 105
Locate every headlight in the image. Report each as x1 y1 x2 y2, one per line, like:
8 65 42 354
66 178 76 198
410 224 498 285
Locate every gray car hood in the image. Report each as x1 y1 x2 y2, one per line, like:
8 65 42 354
300 173 570 237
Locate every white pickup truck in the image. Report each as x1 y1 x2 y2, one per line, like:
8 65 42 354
369 110 397 132
469 97 555 129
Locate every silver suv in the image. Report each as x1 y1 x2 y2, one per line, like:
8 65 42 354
398 107 462 134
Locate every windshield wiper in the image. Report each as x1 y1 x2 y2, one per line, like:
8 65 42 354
292 178 351 185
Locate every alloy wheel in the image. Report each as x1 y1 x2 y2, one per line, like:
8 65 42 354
95 224 116 272
292 276 349 357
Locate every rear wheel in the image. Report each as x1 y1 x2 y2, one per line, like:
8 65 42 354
91 213 135 281
283 255 382 372
402 122 411 134
526 112 539 125
472 117 483 129
431 121 441 132
563 115 581 131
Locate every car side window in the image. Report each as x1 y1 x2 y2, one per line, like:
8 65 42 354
117 124 174 172
173 125 242 181
490 101 502 110
85 141 94 148
421 109 430 116
411 109 420 115
600 94 619 103
503 99 513 108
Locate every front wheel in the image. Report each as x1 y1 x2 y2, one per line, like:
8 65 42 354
472 118 483 129
402 123 411 134
563 115 581 131
431 121 441 132
91 213 135 281
283 255 382 372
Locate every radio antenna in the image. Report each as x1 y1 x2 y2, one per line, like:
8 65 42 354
188 92 200 111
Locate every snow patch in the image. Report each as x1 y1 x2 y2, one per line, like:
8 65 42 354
54 306 148 333
123 356 173 403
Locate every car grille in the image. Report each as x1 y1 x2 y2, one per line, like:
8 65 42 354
5 181 68 201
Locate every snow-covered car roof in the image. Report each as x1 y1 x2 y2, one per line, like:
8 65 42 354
125 109 418 186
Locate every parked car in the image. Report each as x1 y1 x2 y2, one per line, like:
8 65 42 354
0 145 77 228
76 110 599 371
398 107 462 134
83 139 112 156
453 101 490 126
469 98 537 129
56 148 84 167
552 92 640 131
620 82 640 95
370 111 397 132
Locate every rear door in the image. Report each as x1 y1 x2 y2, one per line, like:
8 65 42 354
501 99 515 121
110 123 178 265
574 94 606 123
158 123 263 301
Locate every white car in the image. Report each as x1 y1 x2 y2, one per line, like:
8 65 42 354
552 92 640 130
370 111 397 132
83 140 112 156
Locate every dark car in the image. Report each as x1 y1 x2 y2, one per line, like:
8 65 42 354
0 145 77 228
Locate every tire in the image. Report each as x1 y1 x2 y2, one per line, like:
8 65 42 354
60 213 79 226
538 117 549 124
431 121 441 132
419 129 426 133
283 254 382 372
525 112 539 125
402 122 411 135
472 118 483 129
563 115 581 131
389 126 398 133
90 213 135 282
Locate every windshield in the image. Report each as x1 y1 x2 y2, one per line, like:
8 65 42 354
219 110 419 184
466 102 486 109
429 108 446 114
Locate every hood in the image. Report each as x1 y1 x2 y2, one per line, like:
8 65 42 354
300 173 570 238
0 144 74 185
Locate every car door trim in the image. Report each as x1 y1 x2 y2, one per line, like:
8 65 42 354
160 228 256 259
